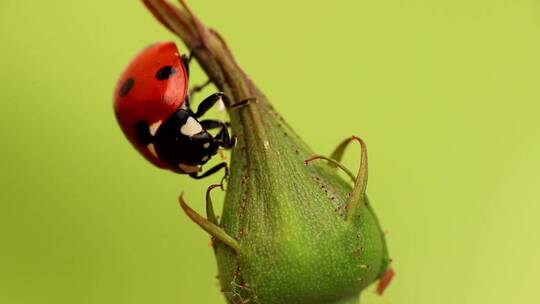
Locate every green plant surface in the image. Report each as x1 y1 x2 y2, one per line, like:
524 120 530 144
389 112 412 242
1 0 540 303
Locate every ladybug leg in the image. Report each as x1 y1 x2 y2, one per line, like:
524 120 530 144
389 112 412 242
189 78 212 100
200 119 235 149
181 49 199 77
200 119 229 130
215 124 235 149
196 94 257 117
189 162 229 184
182 45 204 77
194 92 228 118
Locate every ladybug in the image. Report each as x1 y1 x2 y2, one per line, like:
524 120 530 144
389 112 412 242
114 41 234 179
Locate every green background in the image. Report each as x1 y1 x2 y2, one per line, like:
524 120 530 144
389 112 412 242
1 0 539 303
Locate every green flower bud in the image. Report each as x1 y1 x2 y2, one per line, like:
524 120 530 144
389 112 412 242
181 92 391 304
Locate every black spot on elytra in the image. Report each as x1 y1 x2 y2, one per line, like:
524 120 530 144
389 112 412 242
155 66 176 80
119 78 134 96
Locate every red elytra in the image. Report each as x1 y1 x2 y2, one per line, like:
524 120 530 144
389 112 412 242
113 41 189 168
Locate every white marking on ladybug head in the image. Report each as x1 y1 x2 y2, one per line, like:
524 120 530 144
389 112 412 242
147 143 158 158
201 155 209 162
149 120 162 136
180 117 203 137
203 143 210 149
